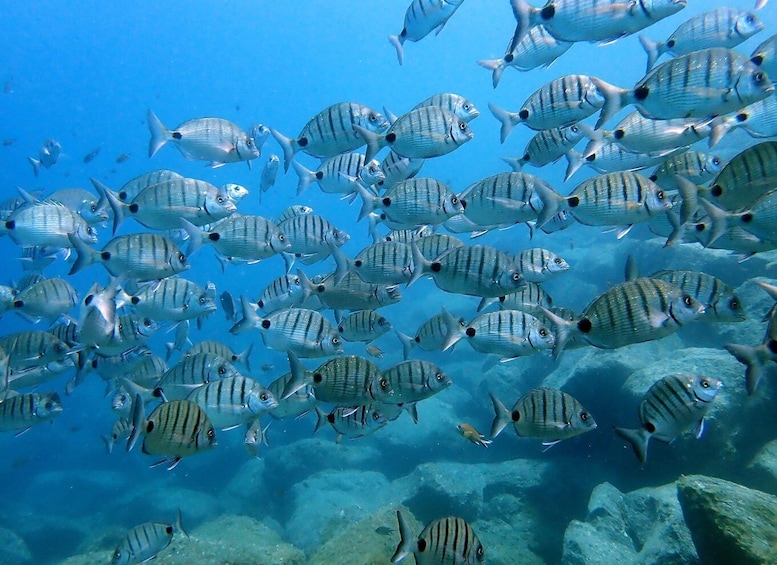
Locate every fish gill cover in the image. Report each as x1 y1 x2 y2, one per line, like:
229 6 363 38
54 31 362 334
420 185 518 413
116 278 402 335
1 1 777 564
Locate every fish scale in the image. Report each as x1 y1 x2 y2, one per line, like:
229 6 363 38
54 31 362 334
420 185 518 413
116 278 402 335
505 124 587 171
186 214 289 262
362 177 463 227
381 359 451 404
278 213 349 258
3 200 96 249
345 241 415 285
187 375 276 430
650 270 745 323
392 512 484 564
157 352 242 399
450 309 554 359
0 392 62 432
412 92 479 123
305 354 392 404
461 171 555 227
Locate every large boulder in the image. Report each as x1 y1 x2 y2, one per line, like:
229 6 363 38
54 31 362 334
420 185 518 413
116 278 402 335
561 481 697 565
677 475 777 564
747 440 777 495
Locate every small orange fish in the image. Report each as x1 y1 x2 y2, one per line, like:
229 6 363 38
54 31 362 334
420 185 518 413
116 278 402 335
457 423 492 448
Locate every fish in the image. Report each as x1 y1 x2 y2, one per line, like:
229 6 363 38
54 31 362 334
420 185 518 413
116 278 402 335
375 526 394 536
223 183 249 204
28 138 61 176
544 278 706 356
710 93 777 145
185 340 252 372
11 277 77 323
0 392 63 434
2 200 98 249
508 0 686 48
187 376 278 430
283 352 393 405
488 75 605 139
337 309 392 343
359 106 473 162
648 150 723 191
365 345 384 359
126 394 217 469
122 277 217 322
388 0 466 65
147 110 260 167
97 170 183 204
594 48 774 127
649 270 745 324
413 233 464 262
83 146 101 163
502 123 591 171
248 123 271 151
278 213 350 269
276 205 314 224
396 307 466 359
314 404 387 440
68 232 189 282
412 92 479 123
293 152 384 197
267 370 316 420
513 248 569 283
154 352 242 400
564 145 683 182
115 152 131 163
230 298 343 358
457 423 491 448
271 102 388 171
220 290 237 322
377 150 425 191
183 215 289 264
478 25 573 87
0 330 73 370
615 374 722 464
260 155 280 195
357 177 463 227
92 313 158 358
111 509 187 565
103 417 132 454
639 7 764 73
490 388 596 447
391 511 485 564
299 270 402 312
333 241 415 286
47 187 110 227
3 139 15 146
256 274 307 314
750 32 777 79
381 359 451 406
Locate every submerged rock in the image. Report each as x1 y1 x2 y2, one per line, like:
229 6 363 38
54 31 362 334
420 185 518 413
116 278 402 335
677 474 777 565
561 481 697 565
0 527 32 564
748 440 777 494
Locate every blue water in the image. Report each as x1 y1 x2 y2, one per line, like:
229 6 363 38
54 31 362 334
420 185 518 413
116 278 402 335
1 1 777 563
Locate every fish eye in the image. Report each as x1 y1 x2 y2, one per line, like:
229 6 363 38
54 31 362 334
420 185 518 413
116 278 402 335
380 378 389 389
332 337 340 345
463 103 471 110
580 412 589 421
260 393 269 401
218 196 225 203
512 273 521 282
701 379 710 388
571 125 579 132
207 429 215 438
378 317 387 326
372 411 381 420
458 122 467 131
218 366 226 374
754 71 766 83
45 401 53 410
369 114 377 122
278 234 286 241
144 319 152 327
118 323 124 331
684 295 693 306
247 139 254 147
477 547 484 558
451 196 459 204
88 227 96 235
435 372 443 381
539 328 548 337
746 14 756 24
729 298 740 310
199 296 206 304
90 204 97 212
554 257 562 264
657 190 665 200
179 253 186 263
713 157 721 165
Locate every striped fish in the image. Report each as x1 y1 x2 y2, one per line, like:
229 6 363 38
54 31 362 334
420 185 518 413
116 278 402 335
283 353 393 405
478 25 572 88
47 187 108 227
490 388 596 446
278 213 350 266
509 0 686 47
488 75 605 139
648 150 723 191
185 341 251 372
503 123 590 172
223 183 248 204
92 170 183 204
127 395 217 470
100 177 236 234
6 359 74 391
640 7 764 72
545 278 706 356
338 310 392 343
314 404 387 440
111 509 187 565
102 354 167 390
123 277 216 322
411 243 525 298
381 359 451 405
256 274 307 314
68 232 189 282
565 145 682 182
396 308 465 359
230 299 343 358
2 200 97 248
382 226 433 245
595 48 774 127
497 282 554 315
0 330 72 370
277 205 314 224
0 391 62 433
293 152 384 196
391 511 484 564
187 375 277 430
156 352 242 400
183 214 290 263
377 150 425 191
94 313 158 357
446 309 554 360
650 270 745 323
103 417 133 455
750 32 777 79
413 92 479 123
415 233 464 262
271 102 388 171
459 171 558 228
299 270 402 312
267 370 317 420
334 241 414 286
615 374 721 463
359 177 463 228
388 0 466 65
147 111 260 167
710 93 777 145
12 277 77 322
260 155 280 195
513 248 569 283
359 106 473 162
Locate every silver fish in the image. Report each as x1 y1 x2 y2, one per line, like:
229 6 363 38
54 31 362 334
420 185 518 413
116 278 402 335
98 170 183 204
154 352 242 400
565 145 682 182
396 307 466 359
293 152 384 196
3 200 97 249
412 92 479 122
223 183 248 204
83 146 101 164
750 32 777 79
276 205 314 224
650 270 745 323
111 509 187 565
123 277 217 322
267 371 316 420
244 419 271 457
0 330 72 370
299 270 402 312
414 233 464 261
615 374 721 463
513 248 569 283
358 177 463 227
710 93 777 145
147 110 260 167
28 138 61 176
333 241 414 286
183 215 290 263
648 150 723 191
278 213 350 267
187 375 277 430
392 511 484 564
260 155 280 194
381 359 451 405
12 277 77 322
377 150 425 191
48 187 109 226
502 123 590 171
640 7 764 72
93 313 158 358
314 404 387 439
338 309 392 343
490 388 596 447
256 274 307 314
103 417 132 455
185 341 252 372
0 392 62 433
388 0 466 65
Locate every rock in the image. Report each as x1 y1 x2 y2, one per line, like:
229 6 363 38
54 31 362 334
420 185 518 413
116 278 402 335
748 440 777 495
677 474 777 565
561 481 697 565
0 527 32 564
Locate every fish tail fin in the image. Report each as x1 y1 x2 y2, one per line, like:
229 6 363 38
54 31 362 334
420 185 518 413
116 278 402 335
489 392 510 439
508 0 535 53
638 35 662 73
698 198 730 247
391 510 416 563
539 306 575 360
477 58 506 89
296 268 315 304
440 307 465 351
176 508 189 539
614 426 651 464
488 102 521 143
591 77 629 130
28 157 41 177
330 242 352 285
533 180 566 231
67 233 98 275
356 182 378 222
179 218 206 257
501 156 524 172
724 342 768 395
313 406 329 434
101 434 114 455
387 34 405 66
407 240 431 287
354 124 384 163
291 160 317 195
147 109 171 158
395 330 415 361
564 150 585 182
282 351 308 399
92 178 125 235
229 296 261 335
674 174 700 225
270 128 296 173
708 115 735 147
581 129 607 160
126 393 145 453
237 342 253 373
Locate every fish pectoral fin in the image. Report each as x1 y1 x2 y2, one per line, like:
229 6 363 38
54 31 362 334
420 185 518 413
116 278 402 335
647 308 670 328
695 418 705 439
208 161 227 169
541 440 561 452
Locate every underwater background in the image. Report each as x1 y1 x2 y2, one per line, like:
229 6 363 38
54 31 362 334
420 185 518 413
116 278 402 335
2 1 777 563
